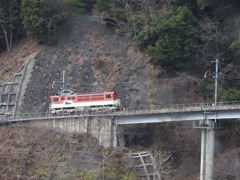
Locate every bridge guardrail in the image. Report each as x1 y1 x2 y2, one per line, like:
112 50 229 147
1 101 240 122
114 101 240 116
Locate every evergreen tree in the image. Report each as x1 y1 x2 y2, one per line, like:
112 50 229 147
63 0 87 13
21 0 64 44
146 7 197 68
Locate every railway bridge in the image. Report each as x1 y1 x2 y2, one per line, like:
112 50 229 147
1 101 240 180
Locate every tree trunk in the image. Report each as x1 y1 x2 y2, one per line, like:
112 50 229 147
0 22 11 52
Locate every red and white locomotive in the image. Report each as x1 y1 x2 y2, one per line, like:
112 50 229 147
49 92 121 114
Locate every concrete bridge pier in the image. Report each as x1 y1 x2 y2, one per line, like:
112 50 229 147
116 125 125 147
197 119 216 180
200 128 206 179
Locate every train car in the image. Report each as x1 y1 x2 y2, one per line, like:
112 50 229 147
49 92 121 114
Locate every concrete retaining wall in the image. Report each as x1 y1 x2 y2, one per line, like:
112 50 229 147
0 54 37 117
28 116 117 148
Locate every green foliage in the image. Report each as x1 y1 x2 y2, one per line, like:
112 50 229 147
21 0 64 44
76 172 84 178
146 7 197 68
199 78 214 101
94 0 126 20
128 13 152 48
230 40 240 57
219 88 240 102
199 41 216 67
75 171 97 180
105 167 118 179
94 0 111 13
63 0 87 13
35 164 50 176
172 0 199 10
52 156 65 162
98 152 137 180
94 0 116 13
197 0 211 9
128 6 197 68
93 0 240 72
101 166 136 180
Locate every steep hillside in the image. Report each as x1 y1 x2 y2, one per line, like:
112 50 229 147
19 14 202 113
0 125 135 179
0 38 42 84
0 14 204 179
1 13 240 180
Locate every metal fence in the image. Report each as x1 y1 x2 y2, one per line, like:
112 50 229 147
115 101 240 115
1 101 240 122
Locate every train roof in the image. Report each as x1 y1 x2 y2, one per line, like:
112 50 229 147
50 92 119 97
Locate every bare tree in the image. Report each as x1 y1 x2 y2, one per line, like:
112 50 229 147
214 148 240 180
0 0 18 52
95 0 169 35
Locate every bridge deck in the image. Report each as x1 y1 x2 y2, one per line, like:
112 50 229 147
0 102 240 124
113 102 240 116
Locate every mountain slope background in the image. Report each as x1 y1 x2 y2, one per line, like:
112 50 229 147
1 0 240 178
18 14 201 113
0 13 240 179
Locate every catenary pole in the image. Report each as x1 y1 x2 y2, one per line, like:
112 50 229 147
200 59 218 180
215 59 218 106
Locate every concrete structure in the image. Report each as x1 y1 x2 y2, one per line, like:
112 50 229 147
21 116 117 148
115 109 240 125
2 103 240 180
0 55 36 117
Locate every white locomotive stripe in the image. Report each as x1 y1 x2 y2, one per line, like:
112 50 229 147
50 99 120 109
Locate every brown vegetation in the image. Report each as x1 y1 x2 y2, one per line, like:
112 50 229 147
0 37 42 83
0 123 136 179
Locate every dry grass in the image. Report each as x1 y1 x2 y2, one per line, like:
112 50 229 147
0 37 42 83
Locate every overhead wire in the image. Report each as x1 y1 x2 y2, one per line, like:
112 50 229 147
203 60 240 79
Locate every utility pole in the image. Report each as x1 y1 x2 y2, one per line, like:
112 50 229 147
59 70 73 95
205 59 219 180
52 70 73 95
62 70 66 91
196 59 219 180
214 59 218 106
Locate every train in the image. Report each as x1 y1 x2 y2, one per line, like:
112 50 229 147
49 92 121 114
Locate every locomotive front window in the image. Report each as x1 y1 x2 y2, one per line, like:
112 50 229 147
53 98 59 102
72 97 75 100
67 97 71 100
61 97 65 100
106 94 112 99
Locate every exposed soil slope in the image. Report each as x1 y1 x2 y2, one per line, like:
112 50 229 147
0 38 42 84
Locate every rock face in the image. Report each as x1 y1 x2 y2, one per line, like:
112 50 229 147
20 14 200 113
